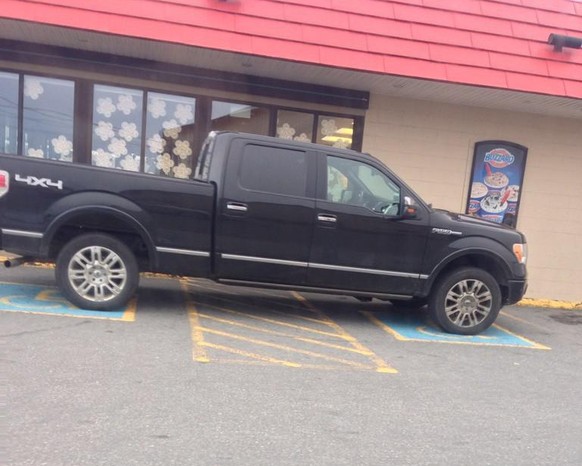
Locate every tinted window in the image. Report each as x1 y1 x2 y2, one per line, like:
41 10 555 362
240 145 307 197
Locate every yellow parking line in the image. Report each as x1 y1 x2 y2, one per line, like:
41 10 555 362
198 326 376 370
201 342 301 368
200 312 372 355
292 292 398 374
181 280 210 363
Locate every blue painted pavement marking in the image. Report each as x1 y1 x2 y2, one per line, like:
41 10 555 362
0 282 135 321
375 310 549 349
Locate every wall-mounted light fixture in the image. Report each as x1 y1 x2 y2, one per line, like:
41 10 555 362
548 34 582 52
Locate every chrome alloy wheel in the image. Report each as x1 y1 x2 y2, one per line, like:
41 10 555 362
67 245 127 303
444 279 493 328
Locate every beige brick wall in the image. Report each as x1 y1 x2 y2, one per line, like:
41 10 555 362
363 94 582 302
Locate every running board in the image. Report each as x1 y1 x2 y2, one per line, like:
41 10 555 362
217 278 413 300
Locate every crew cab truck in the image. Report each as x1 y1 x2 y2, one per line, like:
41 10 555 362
0 131 527 335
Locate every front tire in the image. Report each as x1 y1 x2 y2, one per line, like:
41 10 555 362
428 267 501 335
56 233 139 310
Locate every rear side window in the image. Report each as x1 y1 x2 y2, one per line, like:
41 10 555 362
239 144 308 197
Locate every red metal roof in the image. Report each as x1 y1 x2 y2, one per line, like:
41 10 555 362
2 0 581 98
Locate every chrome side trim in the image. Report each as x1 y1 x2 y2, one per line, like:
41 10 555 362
309 262 421 279
156 247 210 257
221 253 308 268
1 228 43 238
220 253 427 278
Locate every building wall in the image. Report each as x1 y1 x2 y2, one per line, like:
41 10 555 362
2 0 581 97
364 94 582 301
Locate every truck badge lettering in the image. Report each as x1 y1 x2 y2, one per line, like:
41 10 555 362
0 170 9 198
15 174 63 190
431 228 462 236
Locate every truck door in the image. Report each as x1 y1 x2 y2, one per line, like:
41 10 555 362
307 153 430 295
214 139 316 285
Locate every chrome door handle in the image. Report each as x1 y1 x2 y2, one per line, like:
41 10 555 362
226 202 248 212
317 214 337 223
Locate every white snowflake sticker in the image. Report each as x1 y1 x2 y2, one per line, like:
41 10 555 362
117 94 137 115
108 137 128 157
156 153 175 175
24 79 44 100
148 97 167 119
26 148 44 158
294 133 310 143
120 154 140 172
51 135 73 156
97 97 117 117
174 104 194 125
162 119 181 140
277 123 296 140
320 119 338 136
173 140 192 159
95 121 115 141
119 122 139 142
92 148 114 168
146 134 166 154
172 163 192 179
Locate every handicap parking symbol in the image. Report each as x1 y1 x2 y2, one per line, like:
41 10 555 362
0 282 135 321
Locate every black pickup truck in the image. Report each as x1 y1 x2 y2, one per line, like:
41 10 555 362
0 131 527 334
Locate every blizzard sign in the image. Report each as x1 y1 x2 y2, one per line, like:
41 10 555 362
484 148 515 169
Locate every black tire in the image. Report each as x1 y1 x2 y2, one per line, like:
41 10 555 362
428 267 501 335
390 298 427 310
56 233 139 310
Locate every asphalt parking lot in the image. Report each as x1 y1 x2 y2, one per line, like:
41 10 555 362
3 264 582 466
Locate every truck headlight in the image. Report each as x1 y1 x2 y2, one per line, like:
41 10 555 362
513 243 527 265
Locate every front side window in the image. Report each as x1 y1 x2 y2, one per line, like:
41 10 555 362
239 144 307 197
23 75 74 162
91 85 143 171
326 156 400 215
0 72 19 154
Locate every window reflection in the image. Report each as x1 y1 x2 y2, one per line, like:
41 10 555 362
211 101 269 135
145 92 196 179
92 85 143 171
0 72 19 154
276 110 313 143
23 75 74 162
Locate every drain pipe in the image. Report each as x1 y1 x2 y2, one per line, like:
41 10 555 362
3 256 31 268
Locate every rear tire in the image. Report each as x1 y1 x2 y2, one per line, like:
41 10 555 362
428 267 501 335
56 233 139 310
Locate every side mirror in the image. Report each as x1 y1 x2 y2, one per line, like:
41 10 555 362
401 204 418 219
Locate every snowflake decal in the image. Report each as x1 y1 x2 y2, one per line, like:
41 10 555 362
51 135 73 157
148 97 167 119
108 137 128 157
120 154 140 172
162 119 181 140
27 148 44 158
24 79 44 100
174 104 194 125
119 122 139 142
320 119 338 136
97 97 117 117
92 148 114 168
95 121 115 141
172 163 192 179
333 140 349 149
277 123 296 140
147 134 166 154
173 140 192 159
117 94 137 115
294 133 310 143
156 153 175 175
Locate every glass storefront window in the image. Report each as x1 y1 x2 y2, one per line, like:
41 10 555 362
211 101 269 135
0 72 19 154
276 110 313 143
317 116 355 150
22 75 74 162
145 92 196 179
92 85 143 171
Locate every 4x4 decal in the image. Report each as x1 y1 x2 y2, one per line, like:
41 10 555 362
15 174 63 190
